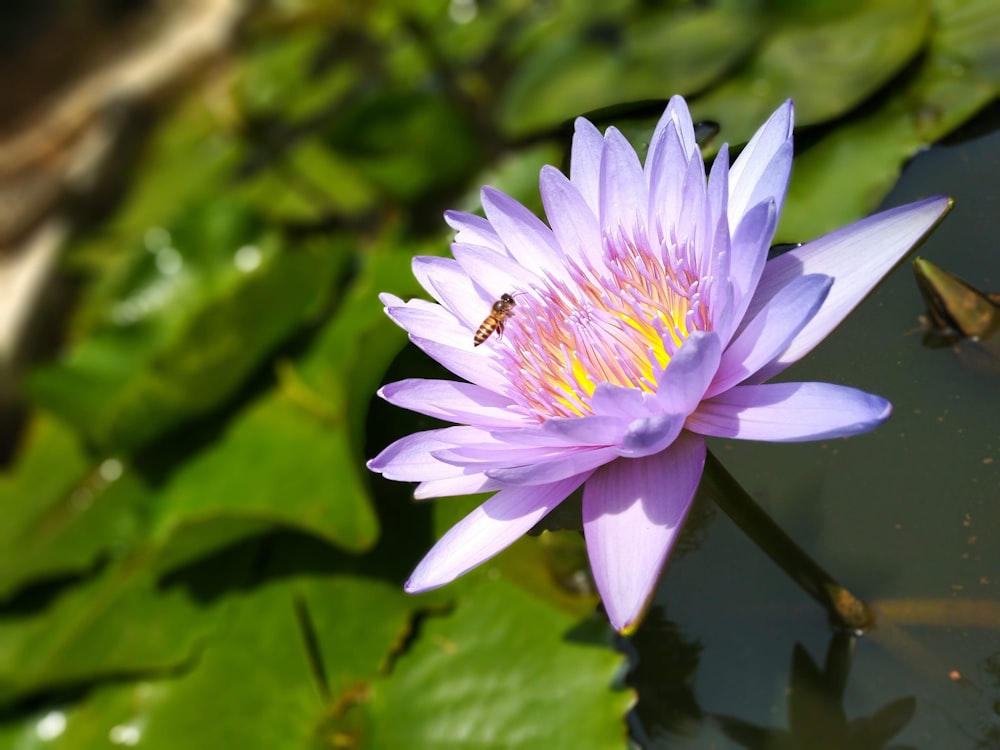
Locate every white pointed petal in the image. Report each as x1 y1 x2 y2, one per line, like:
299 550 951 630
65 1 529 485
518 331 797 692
405 475 589 591
583 433 706 633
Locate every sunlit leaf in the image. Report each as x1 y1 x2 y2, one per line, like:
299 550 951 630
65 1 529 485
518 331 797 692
0 548 246 705
0 573 419 750
29 205 339 453
150 388 378 552
0 416 147 600
337 579 631 749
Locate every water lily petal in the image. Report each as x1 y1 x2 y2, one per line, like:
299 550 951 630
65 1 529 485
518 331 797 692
617 413 685 458
656 331 722 415
540 165 604 269
686 382 892 441
648 114 691 244
451 242 543 299
482 187 565 276
570 117 605 213
414 473 501 500
486 446 619 485
443 210 506 254
705 143 732 286
411 255 488 331
434 442 569 467
583 433 706 633
405 474 590 592
379 379 531 428
368 426 492 481
591 383 659 419
647 94 698 170
383 298 469 349
601 127 648 246
728 199 778 315
409 336 509 393
494 414 626 447
707 273 832 397
750 195 953 379
728 99 794 223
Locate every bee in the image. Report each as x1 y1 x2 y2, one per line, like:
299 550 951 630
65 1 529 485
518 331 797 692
474 292 518 346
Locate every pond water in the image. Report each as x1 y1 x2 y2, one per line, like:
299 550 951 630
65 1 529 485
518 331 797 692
630 113 1000 749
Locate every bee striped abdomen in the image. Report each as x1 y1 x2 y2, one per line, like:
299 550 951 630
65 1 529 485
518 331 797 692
473 293 517 347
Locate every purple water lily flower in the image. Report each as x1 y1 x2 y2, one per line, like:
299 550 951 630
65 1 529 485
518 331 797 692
368 95 950 633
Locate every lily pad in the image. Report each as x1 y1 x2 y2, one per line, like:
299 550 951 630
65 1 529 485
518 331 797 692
778 0 1000 240
0 573 419 750
0 416 147 601
150 387 379 553
28 205 339 454
691 0 932 147
338 578 630 749
500 4 762 136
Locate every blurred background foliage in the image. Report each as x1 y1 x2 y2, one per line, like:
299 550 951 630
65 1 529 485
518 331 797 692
0 0 998 747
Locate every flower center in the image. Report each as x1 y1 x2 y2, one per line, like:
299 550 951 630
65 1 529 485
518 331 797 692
501 235 713 419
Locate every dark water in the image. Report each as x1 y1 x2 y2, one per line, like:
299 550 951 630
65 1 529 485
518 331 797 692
632 116 1000 749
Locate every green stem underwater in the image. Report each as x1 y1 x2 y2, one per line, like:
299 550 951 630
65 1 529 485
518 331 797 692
703 452 875 634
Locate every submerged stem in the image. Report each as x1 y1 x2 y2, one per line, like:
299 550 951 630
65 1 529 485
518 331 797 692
703 452 875 634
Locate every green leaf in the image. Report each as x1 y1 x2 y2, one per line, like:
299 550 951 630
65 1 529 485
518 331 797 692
294 575 418 700
0 574 419 750
29 205 340 454
778 0 1000 240
691 0 932 147
149 244 432 552
238 138 379 223
150 388 379 552
234 30 357 121
339 579 631 749
0 547 247 705
0 416 147 600
500 5 762 136
325 93 482 201
42 581 323 750
0 416 90 554
298 244 438 441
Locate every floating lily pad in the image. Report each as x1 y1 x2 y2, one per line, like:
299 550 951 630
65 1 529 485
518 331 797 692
29 204 339 454
691 0 932 148
500 4 762 136
778 0 1000 240
0 573 419 750
336 578 631 749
